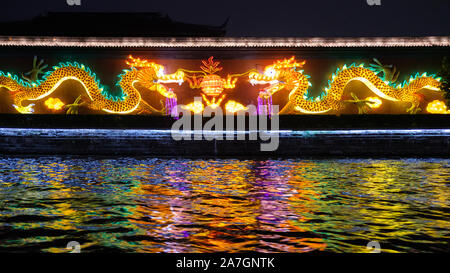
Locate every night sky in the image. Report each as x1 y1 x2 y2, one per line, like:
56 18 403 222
2 0 450 37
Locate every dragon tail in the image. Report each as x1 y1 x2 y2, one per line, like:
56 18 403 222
0 72 30 92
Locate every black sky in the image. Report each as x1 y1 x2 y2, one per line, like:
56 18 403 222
2 0 449 36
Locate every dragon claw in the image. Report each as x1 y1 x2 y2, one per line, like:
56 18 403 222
22 56 48 83
13 103 35 114
406 104 421 114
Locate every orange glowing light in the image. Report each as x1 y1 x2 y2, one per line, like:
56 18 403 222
200 56 223 74
182 101 204 114
366 97 382 109
126 55 164 72
224 75 238 89
195 57 227 97
269 56 305 70
45 97 65 110
426 100 449 114
225 100 248 113
200 75 225 97
202 94 226 109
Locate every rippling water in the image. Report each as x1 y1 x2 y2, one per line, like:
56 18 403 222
0 156 448 253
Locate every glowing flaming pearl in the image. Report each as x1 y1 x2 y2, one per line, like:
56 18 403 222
426 100 449 114
200 75 225 97
182 101 204 114
225 100 248 113
45 97 65 110
365 97 382 109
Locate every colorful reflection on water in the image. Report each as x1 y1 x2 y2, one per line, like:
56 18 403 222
0 157 448 253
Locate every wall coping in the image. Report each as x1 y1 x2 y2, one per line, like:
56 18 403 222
0 36 449 48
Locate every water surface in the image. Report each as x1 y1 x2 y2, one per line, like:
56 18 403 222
0 157 448 253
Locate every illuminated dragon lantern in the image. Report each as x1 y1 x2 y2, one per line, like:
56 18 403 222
249 56 443 114
0 55 184 114
0 55 446 115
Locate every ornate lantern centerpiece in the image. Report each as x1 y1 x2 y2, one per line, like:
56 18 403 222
200 74 225 97
181 56 254 112
198 57 226 97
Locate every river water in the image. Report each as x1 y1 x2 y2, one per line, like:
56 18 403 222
0 156 448 253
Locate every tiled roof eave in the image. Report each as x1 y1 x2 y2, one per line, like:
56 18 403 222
0 36 449 48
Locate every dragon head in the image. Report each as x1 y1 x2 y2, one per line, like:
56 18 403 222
126 55 184 99
249 56 306 98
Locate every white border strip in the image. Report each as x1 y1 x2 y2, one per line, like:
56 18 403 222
0 36 449 48
1 128 449 137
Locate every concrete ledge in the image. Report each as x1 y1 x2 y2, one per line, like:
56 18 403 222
0 128 449 157
1 114 449 130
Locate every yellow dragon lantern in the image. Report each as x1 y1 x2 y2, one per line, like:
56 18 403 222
249 56 443 114
0 55 445 116
0 55 184 114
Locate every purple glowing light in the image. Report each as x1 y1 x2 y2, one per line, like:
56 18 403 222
257 93 273 117
165 96 179 119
